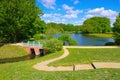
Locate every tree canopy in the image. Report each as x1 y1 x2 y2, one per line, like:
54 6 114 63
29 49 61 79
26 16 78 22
81 17 111 33
113 13 120 45
0 0 43 42
45 22 82 34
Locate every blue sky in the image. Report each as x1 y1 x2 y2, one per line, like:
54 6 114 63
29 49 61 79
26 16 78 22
36 0 120 25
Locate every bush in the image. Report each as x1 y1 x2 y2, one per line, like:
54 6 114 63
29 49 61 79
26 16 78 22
58 34 71 42
115 33 120 45
105 42 116 46
43 39 63 53
58 34 78 46
69 39 78 45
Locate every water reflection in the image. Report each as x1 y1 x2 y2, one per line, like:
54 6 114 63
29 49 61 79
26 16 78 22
0 54 40 64
54 33 114 46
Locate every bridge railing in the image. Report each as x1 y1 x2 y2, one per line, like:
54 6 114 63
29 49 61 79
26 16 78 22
22 41 43 48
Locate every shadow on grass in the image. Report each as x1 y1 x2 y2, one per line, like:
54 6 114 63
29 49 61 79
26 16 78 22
0 54 38 64
0 43 5 47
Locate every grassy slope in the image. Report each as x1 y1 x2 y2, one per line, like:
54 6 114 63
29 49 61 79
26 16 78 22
0 45 120 80
0 45 29 63
50 48 120 66
0 45 28 59
84 33 114 38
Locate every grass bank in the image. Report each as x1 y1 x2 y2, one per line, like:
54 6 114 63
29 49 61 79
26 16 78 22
0 45 28 59
50 48 120 66
84 33 114 38
0 45 28 63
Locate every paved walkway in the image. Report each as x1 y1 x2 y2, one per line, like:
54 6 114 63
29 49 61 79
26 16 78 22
33 46 120 71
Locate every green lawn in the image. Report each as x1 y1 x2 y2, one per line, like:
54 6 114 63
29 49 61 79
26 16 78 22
84 33 114 38
49 48 120 66
0 45 120 80
0 45 28 59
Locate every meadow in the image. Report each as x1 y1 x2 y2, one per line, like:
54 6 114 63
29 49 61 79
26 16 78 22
49 48 120 66
84 33 114 38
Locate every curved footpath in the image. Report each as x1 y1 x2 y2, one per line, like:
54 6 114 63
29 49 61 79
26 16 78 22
33 46 120 71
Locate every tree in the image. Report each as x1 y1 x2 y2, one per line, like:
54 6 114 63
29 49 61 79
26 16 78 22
58 34 78 45
81 17 111 33
33 34 46 41
43 39 63 53
33 16 46 34
58 34 71 45
0 0 42 42
113 13 120 45
46 22 64 34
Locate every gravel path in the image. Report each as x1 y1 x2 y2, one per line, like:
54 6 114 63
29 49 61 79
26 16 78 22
33 46 120 71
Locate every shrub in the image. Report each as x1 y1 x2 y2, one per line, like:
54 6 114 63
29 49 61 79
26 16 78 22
105 42 116 46
43 39 63 53
58 34 78 46
69 39 78 45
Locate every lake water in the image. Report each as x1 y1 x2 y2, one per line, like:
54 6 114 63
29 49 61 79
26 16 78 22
54 34 114 46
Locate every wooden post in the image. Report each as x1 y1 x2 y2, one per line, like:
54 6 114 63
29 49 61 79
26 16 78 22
73 65 75 71
91 63 96 69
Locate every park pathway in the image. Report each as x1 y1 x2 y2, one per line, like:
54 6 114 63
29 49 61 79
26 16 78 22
33 46 120 71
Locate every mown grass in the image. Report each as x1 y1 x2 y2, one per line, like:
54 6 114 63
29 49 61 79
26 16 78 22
0 62 120 80
50 48 120 66
0 45 120 80
84 33 114 38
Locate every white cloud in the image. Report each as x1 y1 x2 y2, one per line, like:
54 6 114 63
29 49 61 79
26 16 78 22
40 0 56 9
42 13 61 18
74 0 79 4
42 14 52 18
87 7 117 17
74 7 118 26
62 4 73 11
62 4 83 18
71 0 79 4
85 7 118 24
42 13 64 23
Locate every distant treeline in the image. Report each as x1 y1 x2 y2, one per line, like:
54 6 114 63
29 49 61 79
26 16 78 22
46 23 82 34
46 16 112 34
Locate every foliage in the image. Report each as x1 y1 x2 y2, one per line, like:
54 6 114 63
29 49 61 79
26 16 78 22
50 48 120 66
46 22 82 34
0 0 43 42
105 42 116 46
43 39 63 53
68 39 78 45
58 34 78 45
46 22 64 34
33 17 46 34
81 17 111 33
113 13 120 45
84 33 114 38
58 34 71 44
33 34 46 41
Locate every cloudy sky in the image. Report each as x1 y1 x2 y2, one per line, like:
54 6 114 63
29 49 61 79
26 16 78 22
36 0 120 25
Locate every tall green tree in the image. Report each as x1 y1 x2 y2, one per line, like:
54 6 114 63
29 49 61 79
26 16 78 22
33 16 46 34
0 0 42 42
113 13 120 45
81 17 111 33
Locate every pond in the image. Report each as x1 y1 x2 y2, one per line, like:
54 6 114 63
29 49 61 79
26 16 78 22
54 34 114 46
